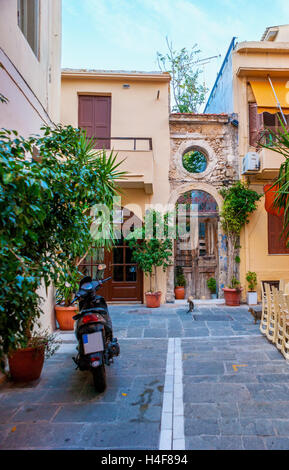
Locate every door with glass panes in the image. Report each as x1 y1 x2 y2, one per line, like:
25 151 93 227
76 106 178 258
79 240 143 302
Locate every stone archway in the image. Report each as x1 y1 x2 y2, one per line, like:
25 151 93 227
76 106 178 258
166 183 227 303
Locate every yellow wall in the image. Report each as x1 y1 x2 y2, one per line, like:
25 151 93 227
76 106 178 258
61 72 171 303
232 36 289 299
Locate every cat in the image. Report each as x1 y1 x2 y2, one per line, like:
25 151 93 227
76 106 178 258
248 307 262 324
187 296 195 313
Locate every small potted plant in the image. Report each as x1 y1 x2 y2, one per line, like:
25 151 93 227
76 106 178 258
246 271 258 305
8 329 61 382
223 276 243 306
175 267 186 300
55 266 81 330
207 277 217 299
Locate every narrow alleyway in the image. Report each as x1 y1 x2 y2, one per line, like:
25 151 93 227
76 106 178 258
1 305 289 450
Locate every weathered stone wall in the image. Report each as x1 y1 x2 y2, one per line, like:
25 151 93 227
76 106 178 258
169 113 238 190
167 113 239 302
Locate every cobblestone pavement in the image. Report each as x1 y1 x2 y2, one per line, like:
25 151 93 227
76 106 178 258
1 304 289 450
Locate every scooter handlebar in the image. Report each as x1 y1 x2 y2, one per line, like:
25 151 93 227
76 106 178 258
70 295 79 305
99 277 112 284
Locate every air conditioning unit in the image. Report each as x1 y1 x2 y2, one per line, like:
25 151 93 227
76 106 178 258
242 152 260 174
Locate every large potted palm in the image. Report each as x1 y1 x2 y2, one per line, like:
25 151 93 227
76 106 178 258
0 125 125 381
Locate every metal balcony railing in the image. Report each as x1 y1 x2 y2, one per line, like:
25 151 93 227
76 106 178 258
93 137 153 151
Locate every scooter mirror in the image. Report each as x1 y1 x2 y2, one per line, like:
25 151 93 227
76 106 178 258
97 264 106 271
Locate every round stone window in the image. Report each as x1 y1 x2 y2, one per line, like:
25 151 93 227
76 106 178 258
182 150 208 174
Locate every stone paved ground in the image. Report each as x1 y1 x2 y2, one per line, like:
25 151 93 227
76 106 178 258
1 304 289 450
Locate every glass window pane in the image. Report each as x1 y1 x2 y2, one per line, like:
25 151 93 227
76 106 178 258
91 247 104 263
182 151 207 174
125 248 134 264
113 247 124 264
126 266 137 282
113 266 124 282
79 265 91 277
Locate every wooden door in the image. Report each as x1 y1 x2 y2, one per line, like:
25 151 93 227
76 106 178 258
104 237 143 302
78 95 111 149
79 242 143 302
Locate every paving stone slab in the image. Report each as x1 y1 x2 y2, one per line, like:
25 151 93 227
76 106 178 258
0 423 86 449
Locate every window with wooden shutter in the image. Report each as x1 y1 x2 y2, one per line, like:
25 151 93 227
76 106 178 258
78 95 111 149
249 103 264 148
17 0 40 57
268 213 289 254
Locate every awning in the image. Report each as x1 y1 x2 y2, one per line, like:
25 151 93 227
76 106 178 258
249 78 289 114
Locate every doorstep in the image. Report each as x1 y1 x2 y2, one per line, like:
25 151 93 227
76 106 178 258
56 331 76 343
174 299 225 306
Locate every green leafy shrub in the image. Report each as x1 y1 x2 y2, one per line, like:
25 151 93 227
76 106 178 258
220 182 261 287
175 267 186 288
0 125 124 365
207 277 217 294
229 276 241 291
246 271 257 292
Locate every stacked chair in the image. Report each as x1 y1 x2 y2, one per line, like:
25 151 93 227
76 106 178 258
260 280 289 360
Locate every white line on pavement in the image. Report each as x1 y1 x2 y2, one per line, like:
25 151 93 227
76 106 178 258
159 338 185 450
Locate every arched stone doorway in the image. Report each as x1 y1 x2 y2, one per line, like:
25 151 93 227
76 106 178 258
166 183 227 302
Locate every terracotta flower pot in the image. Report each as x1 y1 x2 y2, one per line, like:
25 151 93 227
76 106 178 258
8 346 45 382
174 286 185 300
145 292 162 308
223 288 243 307
55 305 78 331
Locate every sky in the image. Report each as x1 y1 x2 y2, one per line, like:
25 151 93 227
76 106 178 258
62 0 289 104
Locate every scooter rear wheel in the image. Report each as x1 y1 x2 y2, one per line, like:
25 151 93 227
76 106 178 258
92 364 107 393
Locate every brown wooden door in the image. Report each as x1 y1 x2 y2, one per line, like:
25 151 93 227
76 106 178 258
104 237 143 302
79 242 143 302
78 95 111 149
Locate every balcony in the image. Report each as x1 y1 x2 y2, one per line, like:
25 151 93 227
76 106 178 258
96 137 154 194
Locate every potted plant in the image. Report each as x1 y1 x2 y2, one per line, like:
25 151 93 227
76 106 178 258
223 276 243 306
246 271 258 305
175 267 186 299
55 266 81 331
126 210 173 308
0 126 125 381
219 182 261 305
207 277 217 299
8 329 61 382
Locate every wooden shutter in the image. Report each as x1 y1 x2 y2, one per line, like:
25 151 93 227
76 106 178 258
268 213 289 254
78 95 111 149
249 103 263 147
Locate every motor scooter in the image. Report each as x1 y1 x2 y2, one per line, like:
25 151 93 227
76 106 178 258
71 264 120 392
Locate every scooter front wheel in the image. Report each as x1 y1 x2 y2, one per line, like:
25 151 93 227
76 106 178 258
92 363 107 393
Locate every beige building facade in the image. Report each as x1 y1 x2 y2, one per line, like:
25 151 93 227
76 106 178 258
61 70 171 303
205 25 289 301
0 0 62 134
61 71 241 304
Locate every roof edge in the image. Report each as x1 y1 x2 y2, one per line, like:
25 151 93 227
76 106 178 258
61 69 171 82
